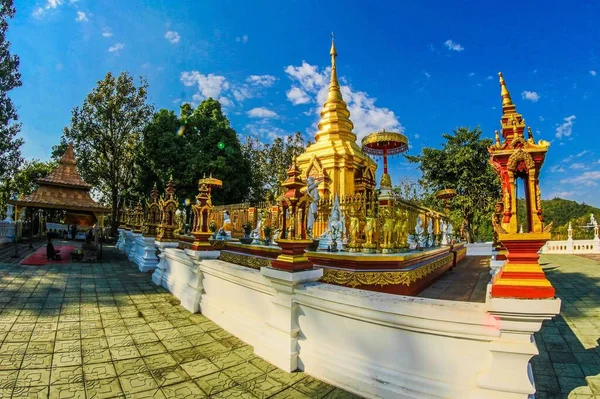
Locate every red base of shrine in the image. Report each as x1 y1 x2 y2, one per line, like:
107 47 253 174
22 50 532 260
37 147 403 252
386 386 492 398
491 233 555 299
271 239 313 272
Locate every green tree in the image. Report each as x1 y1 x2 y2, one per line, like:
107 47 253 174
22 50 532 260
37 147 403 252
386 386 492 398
138 99 252 206
0 0 23 198
392 177 425 204
54 71 153 235
406 126 500 243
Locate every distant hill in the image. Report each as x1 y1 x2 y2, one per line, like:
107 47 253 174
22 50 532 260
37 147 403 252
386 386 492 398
516 198 600 239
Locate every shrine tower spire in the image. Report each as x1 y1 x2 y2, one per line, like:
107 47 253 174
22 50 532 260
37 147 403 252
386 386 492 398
497 72 525 144
314 34 356 142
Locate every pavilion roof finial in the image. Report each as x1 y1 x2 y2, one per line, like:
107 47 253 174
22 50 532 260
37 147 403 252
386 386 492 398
498 72 515 112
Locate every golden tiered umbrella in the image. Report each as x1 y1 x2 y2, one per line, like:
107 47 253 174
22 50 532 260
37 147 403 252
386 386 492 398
361 129 409 189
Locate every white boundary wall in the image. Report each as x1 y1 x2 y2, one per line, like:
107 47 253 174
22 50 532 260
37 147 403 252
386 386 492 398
118 245 560 399
541 238 600 254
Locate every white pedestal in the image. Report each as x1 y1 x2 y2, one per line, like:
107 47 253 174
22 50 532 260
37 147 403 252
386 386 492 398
116 228 126 251
132 235 159 272
127 233 142 261
490 250 505 277
474 288 562 399
152 241 179 286
185 249 221 260
255 267 323 372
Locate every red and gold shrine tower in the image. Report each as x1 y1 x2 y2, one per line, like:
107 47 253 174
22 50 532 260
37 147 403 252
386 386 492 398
489 72 554 299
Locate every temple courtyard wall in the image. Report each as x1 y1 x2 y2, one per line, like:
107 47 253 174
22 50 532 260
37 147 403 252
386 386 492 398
117 232 562 399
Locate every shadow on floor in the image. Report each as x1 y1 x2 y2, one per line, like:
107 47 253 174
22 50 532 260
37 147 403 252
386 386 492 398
531 255 600 398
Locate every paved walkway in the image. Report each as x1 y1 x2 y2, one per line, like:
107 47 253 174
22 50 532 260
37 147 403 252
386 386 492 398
417 255 491 303
0 247 356 399
533 254 600 399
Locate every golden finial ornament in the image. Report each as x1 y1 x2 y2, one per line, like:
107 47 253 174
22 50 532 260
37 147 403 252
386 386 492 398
494 130 501 147
498 72 513 107
527 126 534 142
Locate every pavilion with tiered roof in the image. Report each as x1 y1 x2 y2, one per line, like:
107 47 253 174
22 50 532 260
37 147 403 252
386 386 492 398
9 143 110 226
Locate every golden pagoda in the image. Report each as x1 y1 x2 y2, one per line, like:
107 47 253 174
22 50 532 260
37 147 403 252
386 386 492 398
296 36 377 197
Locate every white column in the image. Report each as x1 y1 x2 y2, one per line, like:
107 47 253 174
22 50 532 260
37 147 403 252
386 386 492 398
473 293 561 399
152 241 179 286
132 236 160 272
255 267 323 372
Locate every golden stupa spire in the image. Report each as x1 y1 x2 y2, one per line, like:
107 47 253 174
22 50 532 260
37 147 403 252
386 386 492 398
315 33 355 142
498 72 516 113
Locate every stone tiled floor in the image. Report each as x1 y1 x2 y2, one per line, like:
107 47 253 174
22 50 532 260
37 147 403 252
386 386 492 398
0 247 357 399
418 255 491 302
532 254 600 399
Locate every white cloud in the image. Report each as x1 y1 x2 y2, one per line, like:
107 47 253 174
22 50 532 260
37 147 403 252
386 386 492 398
561 171 600 187
218 97 233 107
423 71 431 79
521 91 540 102
547 191 575 199
549 165 565 173
539 116 544 122
108 43 125 53
246 75 277 87
487 76 493 80
172 98 182 104
284 61 403 142
102 29 113 37
444 39 464 52
572 163 587 170
414 133 421 139
181 71 229 100
232 87 252 102
468 72 475 77
236 35 249 44
555 115 576 139
590 70 597 77
562 150 589 164
247 107 277 118
165 31 181 44
33 0 76 18
75 11 87 22
47 0 63 8
286 87 310 105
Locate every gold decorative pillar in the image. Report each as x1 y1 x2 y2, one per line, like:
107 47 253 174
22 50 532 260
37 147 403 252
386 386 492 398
191 175 222 250
132 200 144 234
143 183 160 237
156 177 179 242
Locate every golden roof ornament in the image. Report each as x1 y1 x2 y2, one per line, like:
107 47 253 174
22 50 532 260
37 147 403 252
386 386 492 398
498 72 514 109
314 33 355 142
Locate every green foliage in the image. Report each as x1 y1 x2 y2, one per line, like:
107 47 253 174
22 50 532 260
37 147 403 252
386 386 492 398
138 99 252 206
392 177 426 204
517 198 600 240
405 126 500 243
241 132 306 204
0 0 23 188
54 71 153 234
0 159 59 220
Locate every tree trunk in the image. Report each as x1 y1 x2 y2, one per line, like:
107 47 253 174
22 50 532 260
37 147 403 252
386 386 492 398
110 189 119 237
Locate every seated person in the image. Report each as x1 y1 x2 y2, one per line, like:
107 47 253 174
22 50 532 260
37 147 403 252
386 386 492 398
46 236 62 261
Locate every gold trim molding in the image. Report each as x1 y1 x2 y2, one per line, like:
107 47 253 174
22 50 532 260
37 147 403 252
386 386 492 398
218 251 272 270
321 254 453 288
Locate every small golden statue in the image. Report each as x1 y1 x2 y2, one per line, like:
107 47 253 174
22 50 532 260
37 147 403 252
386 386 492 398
394 208 408 250
347 208 362 253
362 208 377 254
380 208 395 254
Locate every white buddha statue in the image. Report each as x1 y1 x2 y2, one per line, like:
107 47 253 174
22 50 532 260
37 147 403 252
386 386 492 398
318 194 346 250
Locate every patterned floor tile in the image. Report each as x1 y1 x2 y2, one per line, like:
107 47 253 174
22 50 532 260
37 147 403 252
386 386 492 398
118 372 158 396
0 246 346 399
49 382 87 399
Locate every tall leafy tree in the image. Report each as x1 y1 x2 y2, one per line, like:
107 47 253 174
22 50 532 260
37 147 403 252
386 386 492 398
406 126 500 243
55 72 153 234
138 99 252 206
0 0 23 201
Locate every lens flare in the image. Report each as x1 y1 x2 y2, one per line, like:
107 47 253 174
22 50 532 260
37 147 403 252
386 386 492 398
177 126 185 136
217 141 225 150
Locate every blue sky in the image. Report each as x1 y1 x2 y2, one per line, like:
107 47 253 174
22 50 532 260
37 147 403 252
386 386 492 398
10 0 600 206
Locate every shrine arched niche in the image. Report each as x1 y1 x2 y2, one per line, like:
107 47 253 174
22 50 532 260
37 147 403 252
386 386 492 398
506 149 538 234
